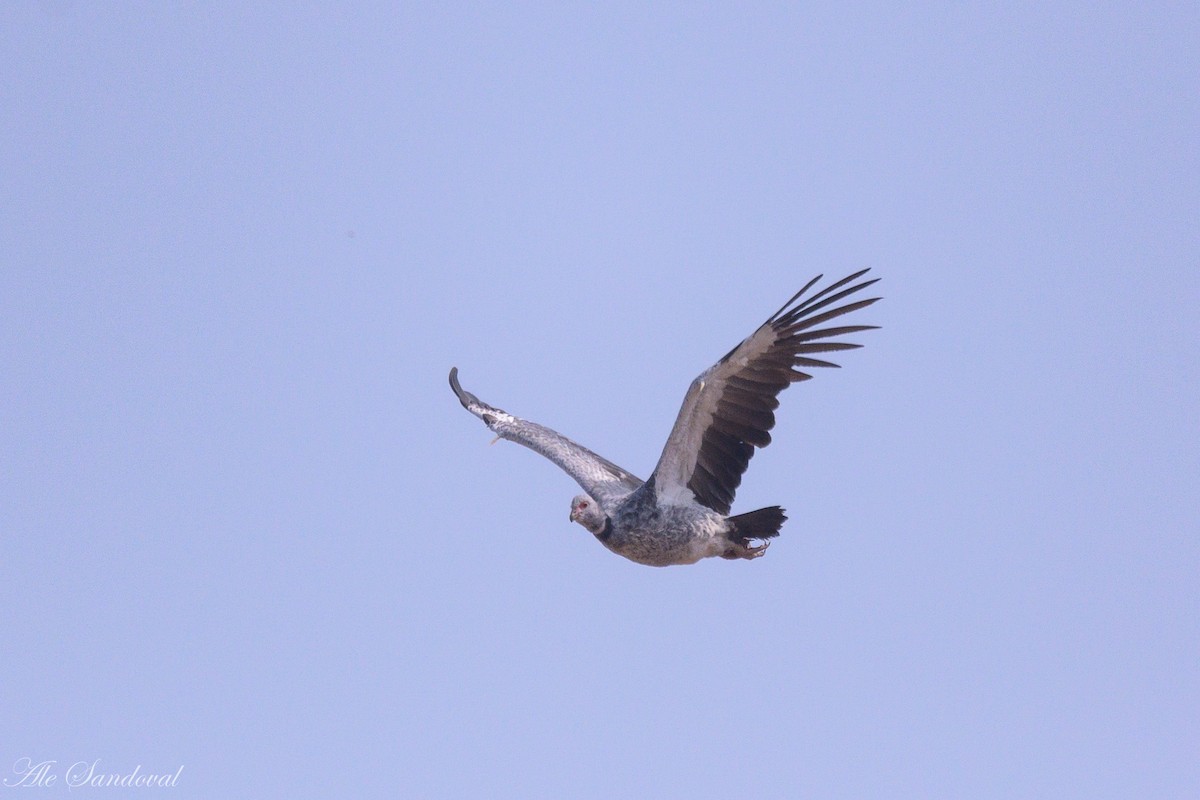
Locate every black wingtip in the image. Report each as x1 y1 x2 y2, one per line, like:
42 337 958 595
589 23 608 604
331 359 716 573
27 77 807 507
449 366 476 408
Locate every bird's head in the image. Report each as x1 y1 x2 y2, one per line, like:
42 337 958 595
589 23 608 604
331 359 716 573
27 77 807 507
569 494 606 535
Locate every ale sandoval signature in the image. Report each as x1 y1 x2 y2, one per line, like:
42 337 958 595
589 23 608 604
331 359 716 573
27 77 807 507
4 759 183 789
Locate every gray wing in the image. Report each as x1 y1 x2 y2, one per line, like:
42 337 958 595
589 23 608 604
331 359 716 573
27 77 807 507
649 269 880 514
449 368 643 505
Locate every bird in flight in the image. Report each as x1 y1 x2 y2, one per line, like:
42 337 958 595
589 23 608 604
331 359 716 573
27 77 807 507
450 269 880 567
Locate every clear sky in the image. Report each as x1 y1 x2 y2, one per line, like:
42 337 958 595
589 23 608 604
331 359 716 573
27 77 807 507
2 3 1196 798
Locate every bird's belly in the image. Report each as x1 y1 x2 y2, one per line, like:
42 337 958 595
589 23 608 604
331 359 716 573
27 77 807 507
605 506 728 567
608 538 702 567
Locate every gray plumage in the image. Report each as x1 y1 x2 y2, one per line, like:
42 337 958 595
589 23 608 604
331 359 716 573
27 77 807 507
450 269 880 567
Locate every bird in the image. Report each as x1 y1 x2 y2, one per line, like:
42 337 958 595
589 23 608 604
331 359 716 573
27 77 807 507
449 269 880 567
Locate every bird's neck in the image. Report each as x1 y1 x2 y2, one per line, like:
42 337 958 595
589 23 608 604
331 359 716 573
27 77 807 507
594 517 614 543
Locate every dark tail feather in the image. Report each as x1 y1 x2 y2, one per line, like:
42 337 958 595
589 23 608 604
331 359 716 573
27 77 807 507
727 506 787 543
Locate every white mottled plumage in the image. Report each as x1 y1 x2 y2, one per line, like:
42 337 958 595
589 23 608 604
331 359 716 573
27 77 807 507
450 270 880 567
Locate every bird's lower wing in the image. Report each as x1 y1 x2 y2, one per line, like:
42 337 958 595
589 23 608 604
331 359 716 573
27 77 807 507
449 368 643 503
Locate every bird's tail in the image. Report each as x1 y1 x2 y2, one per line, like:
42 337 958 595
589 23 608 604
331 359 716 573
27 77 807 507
727 506 787 543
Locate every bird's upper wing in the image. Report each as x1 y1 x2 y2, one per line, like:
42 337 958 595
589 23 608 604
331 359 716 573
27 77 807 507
648 269 880 514
449 368 644 504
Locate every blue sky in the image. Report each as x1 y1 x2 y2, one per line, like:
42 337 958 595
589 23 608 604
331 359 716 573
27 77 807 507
2 3 1196 798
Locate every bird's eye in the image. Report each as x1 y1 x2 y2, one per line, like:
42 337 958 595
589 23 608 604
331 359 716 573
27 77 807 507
580 501 588 508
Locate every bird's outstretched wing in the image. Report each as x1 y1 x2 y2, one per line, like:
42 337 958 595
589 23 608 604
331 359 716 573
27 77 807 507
649 269 880 514
449 368 643 504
